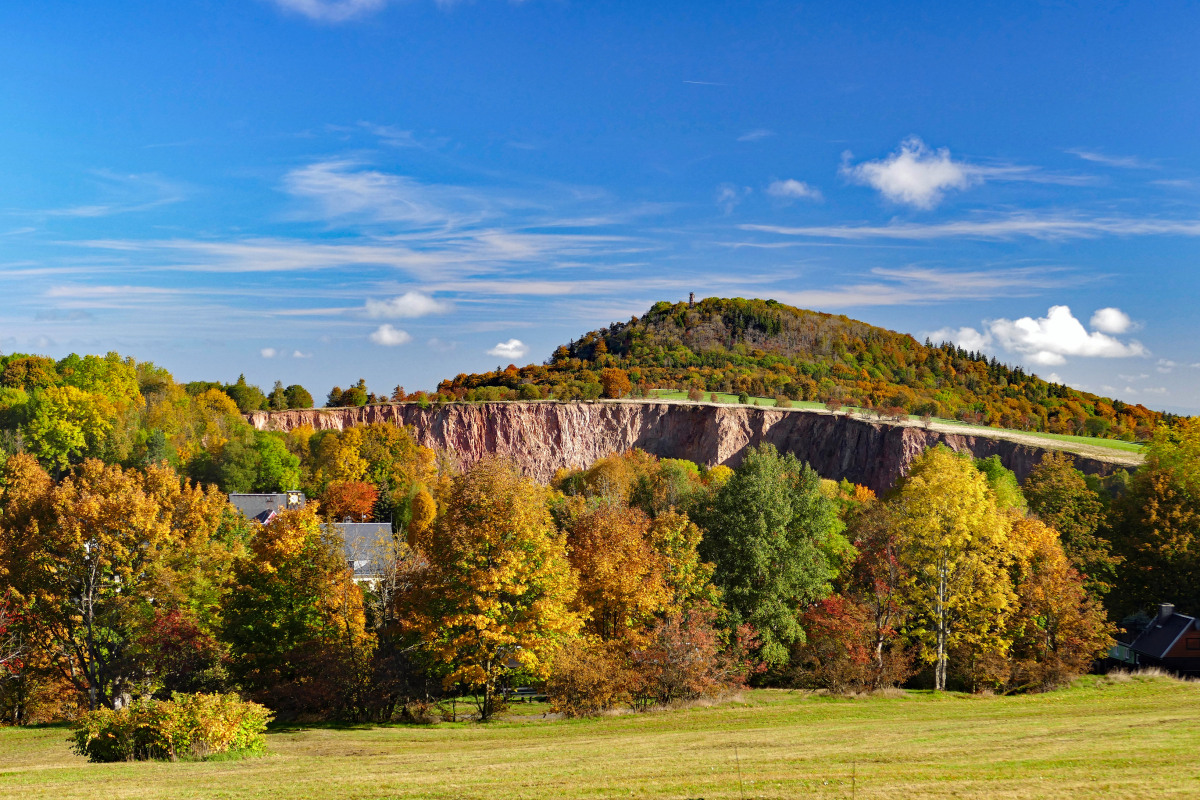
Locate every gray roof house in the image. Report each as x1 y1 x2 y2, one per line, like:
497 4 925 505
1115 604 1200 675
228 492 392 582
324 521 395 583
228 491 306 524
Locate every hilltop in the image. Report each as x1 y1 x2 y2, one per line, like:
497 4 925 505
437 297 1167 442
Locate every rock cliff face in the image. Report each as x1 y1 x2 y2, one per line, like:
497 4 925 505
247 402 1135 493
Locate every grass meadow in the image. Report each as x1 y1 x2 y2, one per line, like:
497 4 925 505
2 673 1197 799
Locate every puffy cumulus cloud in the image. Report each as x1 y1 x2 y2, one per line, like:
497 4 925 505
293 350 312 358
487 338 528 359
841 137 974 209
369 324 412 346
766 179 823 202
1090 307 1134 334
260 347 277 358
927 325 992 353
928 305 1148 366
365 291 451 318
268 0 388 22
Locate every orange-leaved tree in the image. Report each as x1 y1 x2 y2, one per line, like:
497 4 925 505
402 457 580 721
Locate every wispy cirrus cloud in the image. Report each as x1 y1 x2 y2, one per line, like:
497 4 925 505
41 171 187 218
766 265 1074 309
737 129 775 142
267 0 388 22
1067 149 1157 170
741 214 1200 241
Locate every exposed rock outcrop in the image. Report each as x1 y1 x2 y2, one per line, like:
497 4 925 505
247 401 1139 493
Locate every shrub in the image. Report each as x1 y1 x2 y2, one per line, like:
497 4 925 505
774 395 793 409
686 387 704 402
548 639 635 718
71 693 272 762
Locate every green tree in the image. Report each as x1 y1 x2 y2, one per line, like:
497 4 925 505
222 506 371 700
284 384 314 409
23 385 113 473
224 375 267 413
697 444 847 669
1022 452 1116 596
974 455 1026 512
1108 421 1200 617
268 381 287 411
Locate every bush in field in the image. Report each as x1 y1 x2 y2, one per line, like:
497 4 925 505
70 693 272 762
547 639 636 718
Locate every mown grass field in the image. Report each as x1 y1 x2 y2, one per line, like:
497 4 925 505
3 673 1198 799
644 390 1144 455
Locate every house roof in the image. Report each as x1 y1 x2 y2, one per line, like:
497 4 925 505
1130 608 1198 660
325 521 395 580
229 492 305 523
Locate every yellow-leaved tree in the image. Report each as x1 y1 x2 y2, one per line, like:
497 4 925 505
894 446 1014 691
402 457 580 720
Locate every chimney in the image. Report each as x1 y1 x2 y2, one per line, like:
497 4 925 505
1159 603 1175 623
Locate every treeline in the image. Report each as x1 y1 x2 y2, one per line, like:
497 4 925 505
435 297 1168 440
5 417 1198 724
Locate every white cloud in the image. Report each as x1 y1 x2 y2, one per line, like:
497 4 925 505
1090 307 1134 334
737 129 775 142
1067 149 1155 169
364 291 451 318
716 184 751 215
1044 372 1063 384
741 214 1200 241
931 305 1148 366
927 326 992 352
1157 358 1177 374
369 324 412 346
293 350 312 358
260 347 277 358
766 179 822 202
427 337 457 353
268 0 388 22
841 137 974 209
283 160 459 226
487 338 528 359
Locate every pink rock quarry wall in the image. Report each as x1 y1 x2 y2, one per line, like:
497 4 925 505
246 402 1132 495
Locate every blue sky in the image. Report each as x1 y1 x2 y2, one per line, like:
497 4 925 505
2 1 1198 410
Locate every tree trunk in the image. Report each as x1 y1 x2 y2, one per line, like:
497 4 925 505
935 558 948 692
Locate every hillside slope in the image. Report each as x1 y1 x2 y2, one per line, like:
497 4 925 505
435 297 1166 441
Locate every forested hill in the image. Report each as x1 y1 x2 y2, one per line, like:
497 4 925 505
438 297 1167 441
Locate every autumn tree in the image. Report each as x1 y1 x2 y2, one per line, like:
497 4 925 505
322 481 379 522
1108 421 1200 617
222 506 373 715
893 446 1014 691
599 368 632 399
0 457 230 710
697 444 848 669
1004 516 1114 691
401 458 580 721
1022 452 1117 596
565 502 671 643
